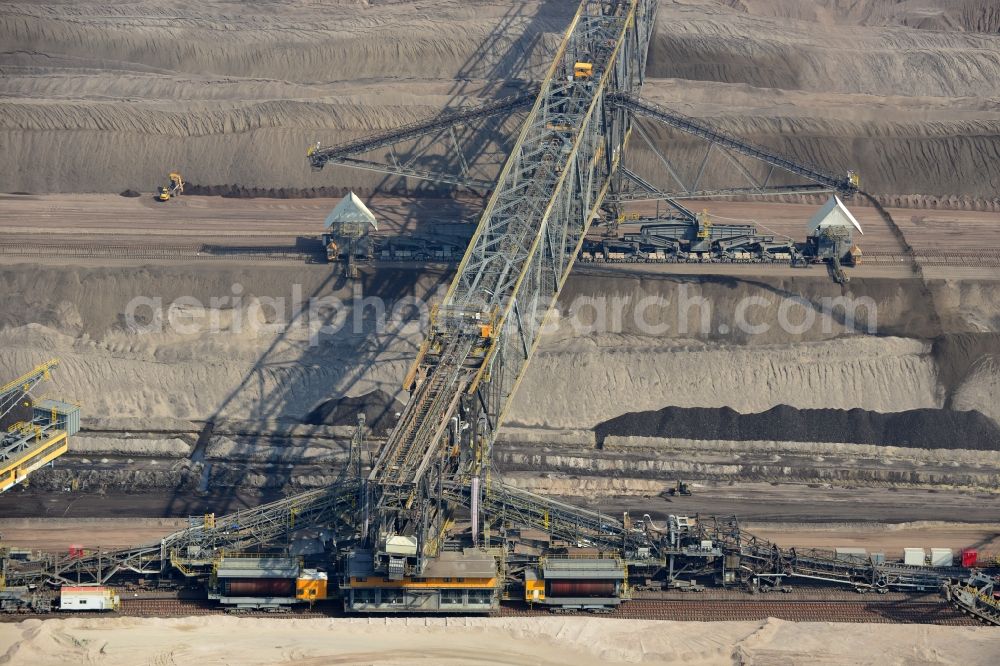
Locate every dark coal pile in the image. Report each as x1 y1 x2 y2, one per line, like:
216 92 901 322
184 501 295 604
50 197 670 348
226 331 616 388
119 189 141 197
304 390 403 435
595 405 1000 450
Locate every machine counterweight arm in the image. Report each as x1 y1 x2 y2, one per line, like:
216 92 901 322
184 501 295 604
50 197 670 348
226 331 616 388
308 92 536 169
611 93 858 196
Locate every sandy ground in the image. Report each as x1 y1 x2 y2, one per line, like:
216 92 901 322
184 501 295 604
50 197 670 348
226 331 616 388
3 263 998 424
1 4 999 658
745 522 1000 555
0 518 187 552
2 615 1000 665
0 193 480 247
4 193 997 252
3 515 999 559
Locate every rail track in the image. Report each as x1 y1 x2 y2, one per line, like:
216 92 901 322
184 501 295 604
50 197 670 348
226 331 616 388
500 598 980 625
6 241 1000 269
863 249 1000 268
2 593 979 625
0 242 323 262
118 597 332 618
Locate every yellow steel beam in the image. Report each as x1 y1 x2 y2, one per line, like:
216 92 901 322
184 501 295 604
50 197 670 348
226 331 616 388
0 359 59 397
0 430 68 493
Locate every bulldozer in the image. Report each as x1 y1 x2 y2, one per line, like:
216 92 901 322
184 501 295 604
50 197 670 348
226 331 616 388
156 172 184 201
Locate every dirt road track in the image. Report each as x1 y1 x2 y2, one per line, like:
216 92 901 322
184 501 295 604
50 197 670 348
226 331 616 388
3 194 998 277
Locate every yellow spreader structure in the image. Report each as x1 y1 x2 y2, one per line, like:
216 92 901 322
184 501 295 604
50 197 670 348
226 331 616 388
0 360 78 493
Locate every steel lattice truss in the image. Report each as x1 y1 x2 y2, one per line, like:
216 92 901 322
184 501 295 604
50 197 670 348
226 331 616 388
5 0 873 590
360 0 658 572
306 29 859 209
3 482 359 587
307 92 537 191
447 481 633 551
457 0 656 461
609 93 858 200
0 359 57 424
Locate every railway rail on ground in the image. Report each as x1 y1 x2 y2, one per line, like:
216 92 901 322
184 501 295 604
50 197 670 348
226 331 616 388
0 242 323 262
861 249 1000 268
0 594 979 625
5 241 1000 269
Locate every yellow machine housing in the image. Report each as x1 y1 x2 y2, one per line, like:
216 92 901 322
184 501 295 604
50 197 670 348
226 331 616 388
525 569 546 603
1 391 76 494
296 570 329 602
342 549 499 613
573 62 593 79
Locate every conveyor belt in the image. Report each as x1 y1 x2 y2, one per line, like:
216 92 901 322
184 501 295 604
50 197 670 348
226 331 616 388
611 93 857 196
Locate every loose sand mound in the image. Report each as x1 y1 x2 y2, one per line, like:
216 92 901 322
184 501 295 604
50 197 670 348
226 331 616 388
1 615 999 665
1 0 998 199
510 334 942 429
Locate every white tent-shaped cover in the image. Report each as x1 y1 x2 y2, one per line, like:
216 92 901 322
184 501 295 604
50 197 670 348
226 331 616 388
807 195 863 236
324 192 378 232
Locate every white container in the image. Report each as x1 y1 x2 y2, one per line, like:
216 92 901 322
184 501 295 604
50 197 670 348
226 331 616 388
930 548 954 567
903 548 926 566
60 586 119 611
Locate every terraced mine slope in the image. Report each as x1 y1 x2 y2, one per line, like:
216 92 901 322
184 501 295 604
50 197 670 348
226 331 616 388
2 0 999 204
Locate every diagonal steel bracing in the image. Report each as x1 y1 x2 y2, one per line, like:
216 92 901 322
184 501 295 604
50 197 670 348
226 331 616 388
4 0 876 595
308 92 536 190
363 0 658 575
2 481 359 587
611 93 859 198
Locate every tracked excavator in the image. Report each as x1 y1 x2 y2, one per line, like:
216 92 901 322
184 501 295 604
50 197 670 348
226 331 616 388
664 480 692 497
156 172 184 201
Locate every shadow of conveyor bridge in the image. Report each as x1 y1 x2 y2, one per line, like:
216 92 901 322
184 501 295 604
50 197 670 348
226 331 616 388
163 268 452 519
163 2 576 518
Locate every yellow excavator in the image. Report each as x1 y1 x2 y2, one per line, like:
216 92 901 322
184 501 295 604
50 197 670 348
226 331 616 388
156 172 184 201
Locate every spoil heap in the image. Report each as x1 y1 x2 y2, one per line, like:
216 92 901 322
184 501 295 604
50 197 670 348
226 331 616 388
595 405 1000 450
305 390 402 435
